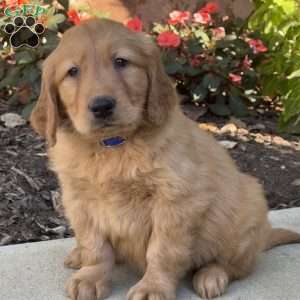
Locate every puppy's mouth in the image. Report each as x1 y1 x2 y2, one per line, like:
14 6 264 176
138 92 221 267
90 116 116 128
100 122 114 128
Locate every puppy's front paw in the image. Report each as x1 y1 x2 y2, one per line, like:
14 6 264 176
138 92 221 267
64 247 82 269
66 267 111 300
193 264 229 299
127 281 175 300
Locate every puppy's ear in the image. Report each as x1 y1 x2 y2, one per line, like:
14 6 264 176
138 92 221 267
30 59 59 147
146 45 177 126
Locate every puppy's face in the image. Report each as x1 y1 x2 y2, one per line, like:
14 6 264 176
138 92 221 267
57 22 149 136
30 19 176 145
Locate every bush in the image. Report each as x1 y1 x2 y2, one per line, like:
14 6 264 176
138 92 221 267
129 3 268 117
0 1 268 121
249 0 300 133
0 0 105 118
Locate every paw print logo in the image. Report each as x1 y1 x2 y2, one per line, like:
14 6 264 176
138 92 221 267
3 16 45 48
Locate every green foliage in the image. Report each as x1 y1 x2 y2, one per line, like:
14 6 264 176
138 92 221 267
0 0 107 118
0 1 69 118
151 7 267 117
249 0 300 133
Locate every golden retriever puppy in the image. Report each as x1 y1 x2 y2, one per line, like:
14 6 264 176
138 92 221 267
30 19 300 300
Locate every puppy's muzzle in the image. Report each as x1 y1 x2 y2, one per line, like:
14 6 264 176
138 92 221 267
89 96 116 119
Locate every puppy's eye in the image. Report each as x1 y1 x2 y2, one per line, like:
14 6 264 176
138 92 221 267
67 66 79 77
114 57 129 69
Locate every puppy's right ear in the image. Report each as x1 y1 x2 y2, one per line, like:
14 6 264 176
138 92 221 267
30 59 59 147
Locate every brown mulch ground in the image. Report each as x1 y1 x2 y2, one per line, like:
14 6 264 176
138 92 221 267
0 100 300 246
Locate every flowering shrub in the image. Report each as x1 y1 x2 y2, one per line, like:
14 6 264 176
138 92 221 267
0 0 105 117
138 2 269 117
249 0 300 133
0 0 269 121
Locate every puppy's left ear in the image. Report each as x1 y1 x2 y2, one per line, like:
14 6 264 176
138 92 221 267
146 44 177 126
30 58 60 147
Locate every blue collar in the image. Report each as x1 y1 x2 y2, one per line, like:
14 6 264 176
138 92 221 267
101 136 126 148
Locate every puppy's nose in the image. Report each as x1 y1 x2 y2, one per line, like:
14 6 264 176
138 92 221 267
89 96 116 118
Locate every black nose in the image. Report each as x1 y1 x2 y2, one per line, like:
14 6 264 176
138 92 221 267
89 96 116 118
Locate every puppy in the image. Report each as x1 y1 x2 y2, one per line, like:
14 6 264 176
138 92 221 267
30 19 300 300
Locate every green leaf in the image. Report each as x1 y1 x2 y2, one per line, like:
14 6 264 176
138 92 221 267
229 94 248 117
0 66 21 89
21 102 36 120
187 39 203 55
22 65 41 83
192 85 208 102
7 93 19 105
208 95 231 116
46 13 66 31
279 113 300 133
287 69 300 79
15 51 36 64
194 30 210 45
0 60 6 80
209 103 231 116
164 62 182 75
57 0 69 10
201 74 222 91
184 66 202 76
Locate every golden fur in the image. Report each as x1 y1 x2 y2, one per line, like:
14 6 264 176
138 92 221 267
31 19 300 300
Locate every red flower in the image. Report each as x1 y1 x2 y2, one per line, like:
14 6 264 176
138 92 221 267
68 9 81 25
5 0 28 7
229 73 242 84
248 39 268 54
168 10 190 25
193 11 212 25
17 0 29 4
157 31 181 48
243 55 252 69
0 0 6 9
126 17 143 32
201 2 219 14
212 27 225 40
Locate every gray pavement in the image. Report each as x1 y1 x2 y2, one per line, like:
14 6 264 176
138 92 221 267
1 208 300 299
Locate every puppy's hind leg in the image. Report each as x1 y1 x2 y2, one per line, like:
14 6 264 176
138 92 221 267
193 263 229 299
193 241 258 299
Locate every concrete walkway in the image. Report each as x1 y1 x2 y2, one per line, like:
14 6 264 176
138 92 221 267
1 208 300 300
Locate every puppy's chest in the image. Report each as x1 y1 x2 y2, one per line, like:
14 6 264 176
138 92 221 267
53 140 173 269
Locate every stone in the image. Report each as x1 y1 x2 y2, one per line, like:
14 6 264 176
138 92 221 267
254 133 265 144
219 140 238 149
229 117 247 129
220 123 238 135
198 123 220 134
272 136 291 147
0 113 26 128
237 128 249 136
249 123 266 131
292 179 300 187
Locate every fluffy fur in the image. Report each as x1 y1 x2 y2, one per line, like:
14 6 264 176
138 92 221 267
30 19 300 300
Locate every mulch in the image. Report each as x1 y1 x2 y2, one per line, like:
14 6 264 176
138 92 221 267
0 100 300 246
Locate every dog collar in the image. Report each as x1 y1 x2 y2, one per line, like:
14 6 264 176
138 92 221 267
101 136 126 147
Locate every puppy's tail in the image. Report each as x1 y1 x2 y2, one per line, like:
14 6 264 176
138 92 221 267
264 228 300 251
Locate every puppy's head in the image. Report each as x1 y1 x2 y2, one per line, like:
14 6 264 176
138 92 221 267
30 19 177 146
